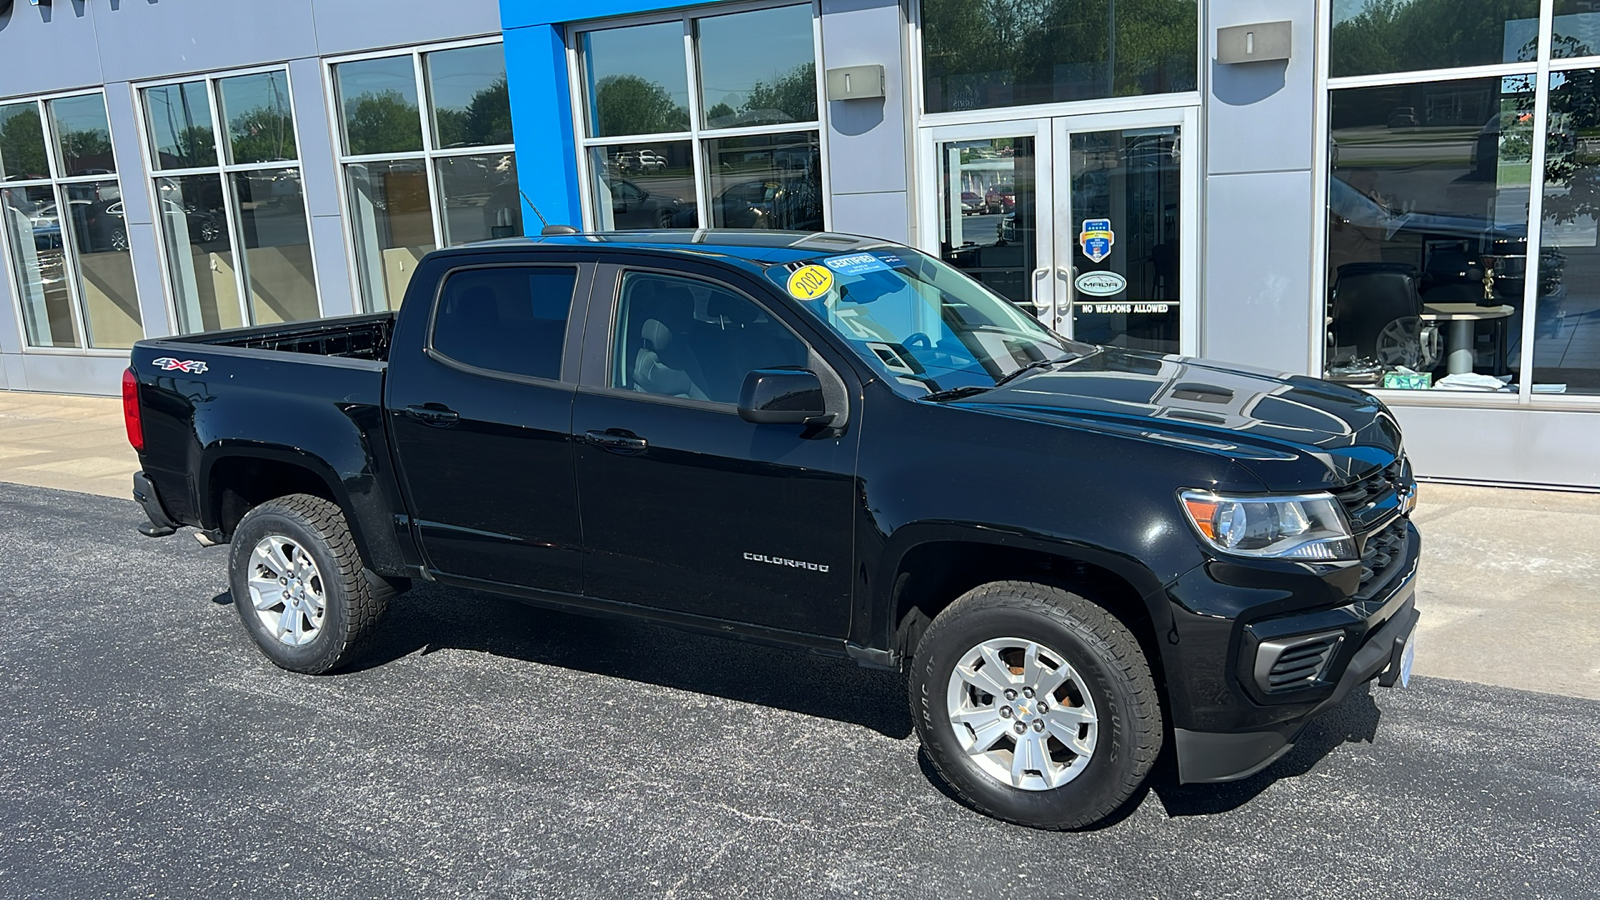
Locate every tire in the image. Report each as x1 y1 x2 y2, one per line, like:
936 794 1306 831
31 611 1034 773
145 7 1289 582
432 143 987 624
227 493 393 675
909 580 1162 830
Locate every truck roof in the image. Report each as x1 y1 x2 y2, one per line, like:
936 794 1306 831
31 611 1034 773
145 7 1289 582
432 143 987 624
444 229 902 274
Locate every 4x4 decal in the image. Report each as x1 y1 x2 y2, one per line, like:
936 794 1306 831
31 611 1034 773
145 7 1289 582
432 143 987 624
152 358 210 375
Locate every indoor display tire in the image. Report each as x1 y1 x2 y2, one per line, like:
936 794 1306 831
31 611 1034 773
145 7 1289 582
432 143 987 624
909 580 1162 830
227 493 393 675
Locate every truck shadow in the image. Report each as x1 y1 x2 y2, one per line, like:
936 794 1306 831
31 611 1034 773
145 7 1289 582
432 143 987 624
1148 685 1384 819
332 581 915 739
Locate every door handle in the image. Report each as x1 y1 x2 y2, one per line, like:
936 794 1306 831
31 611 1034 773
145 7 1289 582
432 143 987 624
405 404 459 427
585 429 648 454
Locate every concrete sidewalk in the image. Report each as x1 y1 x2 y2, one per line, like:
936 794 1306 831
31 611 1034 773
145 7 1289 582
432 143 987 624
2 389 1597 700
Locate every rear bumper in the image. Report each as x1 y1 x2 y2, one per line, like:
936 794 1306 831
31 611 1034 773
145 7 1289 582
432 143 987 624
1172 541 1420 784
132 471 179 537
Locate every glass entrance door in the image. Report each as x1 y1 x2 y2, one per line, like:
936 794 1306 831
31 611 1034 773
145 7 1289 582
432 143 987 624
920 109 1198 353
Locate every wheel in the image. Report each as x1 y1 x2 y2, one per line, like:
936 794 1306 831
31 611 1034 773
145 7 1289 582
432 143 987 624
1375 316 1426 370
110 228 129 252
909 581 1162 830
228 493 393 674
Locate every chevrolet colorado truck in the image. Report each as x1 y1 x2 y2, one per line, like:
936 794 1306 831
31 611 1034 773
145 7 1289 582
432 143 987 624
124 231 1420 829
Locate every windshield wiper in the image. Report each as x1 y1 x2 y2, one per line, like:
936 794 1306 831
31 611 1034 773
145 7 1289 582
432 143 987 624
992 353 1078 389
920 385 992 402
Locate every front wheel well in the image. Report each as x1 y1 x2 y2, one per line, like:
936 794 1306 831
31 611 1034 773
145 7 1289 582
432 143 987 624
889 542 1165 692
208 456 339 540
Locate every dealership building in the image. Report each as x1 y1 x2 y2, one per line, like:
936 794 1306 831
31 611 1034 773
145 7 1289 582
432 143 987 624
1 0 1597 488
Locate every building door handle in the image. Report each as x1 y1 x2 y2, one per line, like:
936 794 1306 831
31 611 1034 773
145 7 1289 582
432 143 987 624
405 404 459 427
585 429 648 454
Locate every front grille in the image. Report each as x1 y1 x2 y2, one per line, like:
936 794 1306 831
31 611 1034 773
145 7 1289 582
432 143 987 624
1356 517 1409 600
1256 631 1344 692
1331 457 1408 517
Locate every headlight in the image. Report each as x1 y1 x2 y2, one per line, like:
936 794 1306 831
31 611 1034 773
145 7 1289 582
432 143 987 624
1179 490 1356 561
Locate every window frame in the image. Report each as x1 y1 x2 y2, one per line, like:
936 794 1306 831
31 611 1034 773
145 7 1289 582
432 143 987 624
133 64 320 335
423 260 592 386
1314 0 1600 409
588 263 822 413
323 35 518 313
564 0 831 234
0 87 141 355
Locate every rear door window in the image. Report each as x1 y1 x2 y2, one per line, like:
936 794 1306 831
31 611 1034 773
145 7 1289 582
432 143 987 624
431 266 578 380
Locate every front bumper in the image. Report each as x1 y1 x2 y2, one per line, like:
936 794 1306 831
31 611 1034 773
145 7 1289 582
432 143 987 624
1168 523 1421 783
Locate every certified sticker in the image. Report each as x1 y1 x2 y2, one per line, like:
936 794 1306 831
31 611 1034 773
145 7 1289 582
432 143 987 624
787 264 835 300
823 253 891 277
1080 218 1114 264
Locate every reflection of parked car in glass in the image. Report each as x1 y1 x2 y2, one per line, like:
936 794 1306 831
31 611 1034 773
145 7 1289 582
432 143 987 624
984 183 1016 214
711 179 779 228
1386 107 1417 128
603 177 684 229
615 149 668 174
960 191 982 216
93 199 222 251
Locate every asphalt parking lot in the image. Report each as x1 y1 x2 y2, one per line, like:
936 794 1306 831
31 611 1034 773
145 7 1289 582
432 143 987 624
2 482 1597 899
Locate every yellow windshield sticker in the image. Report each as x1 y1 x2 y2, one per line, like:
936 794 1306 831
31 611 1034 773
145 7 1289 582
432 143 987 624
786 264 834 300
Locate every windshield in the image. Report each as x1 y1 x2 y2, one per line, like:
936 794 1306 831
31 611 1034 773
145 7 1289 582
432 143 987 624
765 248 1091 398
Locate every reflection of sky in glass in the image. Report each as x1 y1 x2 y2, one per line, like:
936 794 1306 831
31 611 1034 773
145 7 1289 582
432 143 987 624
583 21 690 119
146 81 215 168
337 56 420 109
219 72 296 163
427 44 506 113
696 5 815 114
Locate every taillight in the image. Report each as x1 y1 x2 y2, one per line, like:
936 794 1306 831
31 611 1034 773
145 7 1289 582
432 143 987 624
122 367 144 451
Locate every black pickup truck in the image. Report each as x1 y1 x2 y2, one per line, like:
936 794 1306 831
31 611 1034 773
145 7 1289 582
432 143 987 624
124 231 1420 829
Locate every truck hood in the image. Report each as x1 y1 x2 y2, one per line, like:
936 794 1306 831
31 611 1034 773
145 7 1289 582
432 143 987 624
945 349 1404 488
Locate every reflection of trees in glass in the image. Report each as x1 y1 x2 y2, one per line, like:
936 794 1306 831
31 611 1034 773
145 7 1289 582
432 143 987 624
922 0 1197 110
0 108 48 178
1528 64 1600 227
595 75 689 136
740 63 817 125
435 77 512 148
344 90 423 155
230 107 297 164
1330 0 1538 77
58 129 113 172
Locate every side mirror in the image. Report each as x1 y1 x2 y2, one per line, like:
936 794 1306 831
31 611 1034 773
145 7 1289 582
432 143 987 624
738 368 830 425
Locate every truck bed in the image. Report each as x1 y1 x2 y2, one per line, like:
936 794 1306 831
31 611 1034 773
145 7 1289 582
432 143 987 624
163 312 395 361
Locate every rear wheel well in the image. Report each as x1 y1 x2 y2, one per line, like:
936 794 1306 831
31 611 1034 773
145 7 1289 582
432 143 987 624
209 457 338 540
890 542 1166 694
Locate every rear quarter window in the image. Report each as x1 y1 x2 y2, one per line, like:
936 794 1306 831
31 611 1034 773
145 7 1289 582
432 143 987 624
431 266 578 380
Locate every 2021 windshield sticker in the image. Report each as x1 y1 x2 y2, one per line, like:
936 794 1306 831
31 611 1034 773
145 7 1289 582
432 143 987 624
787 264 835 300
152 358 210 374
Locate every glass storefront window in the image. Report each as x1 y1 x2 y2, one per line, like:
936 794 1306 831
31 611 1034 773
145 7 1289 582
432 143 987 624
49 94 116 176
335 56 424 155
937 137 1038 309
157 174 241 333
1535 67 1600 395
586 142 696 230
141 71 318 333
573 6 824 233
703 132 821 229
333 42 518 311
218 72 298 165
581 22 692 138
0 102 48 181
2 184 79 348
0 93 143 349
1330 0 1540 78
920 0 1198 115
1554 1 1600 59
144 82 216 169
436 153 521 245
1325 76 1539 392
232 168 319 324
427 44 514 148
696 5 817 128
346 160 436 311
